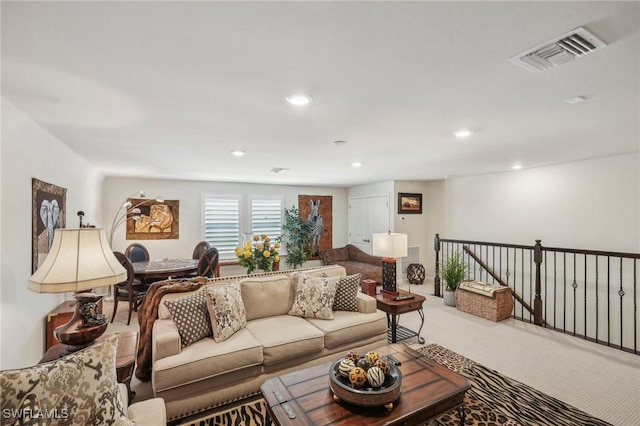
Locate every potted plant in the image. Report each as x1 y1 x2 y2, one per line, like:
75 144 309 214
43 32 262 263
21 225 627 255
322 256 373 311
279 206 314 269
440 251 467 306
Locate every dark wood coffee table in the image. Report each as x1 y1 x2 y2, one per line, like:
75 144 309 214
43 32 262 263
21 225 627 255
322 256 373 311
260 344 469 426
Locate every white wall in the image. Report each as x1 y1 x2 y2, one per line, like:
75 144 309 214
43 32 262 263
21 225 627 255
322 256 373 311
420 153 640 276
103 177 349 267
1 98 104 369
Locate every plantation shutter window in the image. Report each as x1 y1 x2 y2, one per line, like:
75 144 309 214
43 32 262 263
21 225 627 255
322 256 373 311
203 194 241 259
250 195 283 241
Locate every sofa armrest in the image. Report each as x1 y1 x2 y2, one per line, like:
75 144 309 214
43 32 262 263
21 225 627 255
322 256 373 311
152 319 181 362
127 397 167 425
346 244 383 266
356 292 378 314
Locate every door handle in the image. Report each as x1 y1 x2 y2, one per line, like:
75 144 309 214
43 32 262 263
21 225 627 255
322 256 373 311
363 238 371 243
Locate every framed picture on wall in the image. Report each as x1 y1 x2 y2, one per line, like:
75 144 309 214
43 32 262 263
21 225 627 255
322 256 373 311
298 195 333 258
32 178 67 273
398 192 422 214
126 198 179 240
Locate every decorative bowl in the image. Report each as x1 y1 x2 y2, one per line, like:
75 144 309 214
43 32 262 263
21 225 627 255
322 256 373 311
328 358 402 410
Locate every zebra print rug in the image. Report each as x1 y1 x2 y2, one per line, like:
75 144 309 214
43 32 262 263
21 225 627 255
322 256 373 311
177 344 610 426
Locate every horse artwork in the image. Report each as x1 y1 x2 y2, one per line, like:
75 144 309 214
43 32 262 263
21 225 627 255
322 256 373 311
298 195 333 258
307 199 324 256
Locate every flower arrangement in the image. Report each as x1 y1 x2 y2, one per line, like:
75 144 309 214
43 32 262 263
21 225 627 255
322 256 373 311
235 234 280 274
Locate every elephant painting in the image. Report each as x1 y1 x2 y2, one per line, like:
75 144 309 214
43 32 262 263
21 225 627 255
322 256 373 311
32 179 66 272
40 199 61 250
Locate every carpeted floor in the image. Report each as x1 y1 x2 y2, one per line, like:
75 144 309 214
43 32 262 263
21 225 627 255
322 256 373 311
177 344 610 426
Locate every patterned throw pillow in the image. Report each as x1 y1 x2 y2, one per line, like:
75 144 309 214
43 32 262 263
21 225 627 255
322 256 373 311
288 274 339 320
0 333 132 426
205 281 247 342
333 273 361 311
164 287 213 347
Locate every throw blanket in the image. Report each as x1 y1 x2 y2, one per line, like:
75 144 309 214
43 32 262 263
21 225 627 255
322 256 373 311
135 277 208 381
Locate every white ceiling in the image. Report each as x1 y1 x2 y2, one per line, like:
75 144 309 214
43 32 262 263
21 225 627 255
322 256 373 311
2 1 639 187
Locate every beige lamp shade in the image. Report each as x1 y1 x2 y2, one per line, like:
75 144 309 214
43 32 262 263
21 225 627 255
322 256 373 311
372 232 408 259
28 228 127 293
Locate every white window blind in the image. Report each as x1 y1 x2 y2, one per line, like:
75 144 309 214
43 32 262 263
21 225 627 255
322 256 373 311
203 194 240 258
251 195 283 240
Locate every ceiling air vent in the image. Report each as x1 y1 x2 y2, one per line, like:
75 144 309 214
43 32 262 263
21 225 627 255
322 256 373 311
509 27 606 72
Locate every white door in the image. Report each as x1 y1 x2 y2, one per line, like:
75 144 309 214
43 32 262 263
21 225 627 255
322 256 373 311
348 195 390 254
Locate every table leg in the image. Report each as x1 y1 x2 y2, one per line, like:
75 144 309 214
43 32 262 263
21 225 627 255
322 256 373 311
457 404 466 425
390 314 398 343
416 309 426 344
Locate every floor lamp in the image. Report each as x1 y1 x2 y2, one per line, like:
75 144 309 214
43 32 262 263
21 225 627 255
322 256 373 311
372 232 413 301
28 228 127 353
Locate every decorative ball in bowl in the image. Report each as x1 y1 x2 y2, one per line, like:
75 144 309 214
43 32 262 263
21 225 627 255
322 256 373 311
329 351 402 411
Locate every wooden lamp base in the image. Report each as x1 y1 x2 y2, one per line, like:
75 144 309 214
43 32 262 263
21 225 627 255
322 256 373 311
54 293 108 352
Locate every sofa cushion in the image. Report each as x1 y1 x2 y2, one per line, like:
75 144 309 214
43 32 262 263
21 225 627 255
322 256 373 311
0 333 131 426
164 287 212 347
205 280 246 342
241 275 293 321
333 273 361 311
153 328 263 392
245 315 325 365
307 310 388 349
288 274 339 320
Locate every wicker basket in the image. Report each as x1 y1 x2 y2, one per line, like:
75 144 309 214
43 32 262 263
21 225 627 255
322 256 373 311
455 281 514 322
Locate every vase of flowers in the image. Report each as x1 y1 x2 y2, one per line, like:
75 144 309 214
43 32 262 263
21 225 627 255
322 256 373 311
235 234 280 274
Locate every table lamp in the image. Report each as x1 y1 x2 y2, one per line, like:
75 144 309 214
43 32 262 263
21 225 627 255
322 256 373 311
373 232 412 300
28 228 126 352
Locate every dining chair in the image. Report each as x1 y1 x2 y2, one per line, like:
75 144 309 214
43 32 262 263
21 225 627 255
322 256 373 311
125 243 150 263
192 240 212 260
111 251 149 325
197 247 219 278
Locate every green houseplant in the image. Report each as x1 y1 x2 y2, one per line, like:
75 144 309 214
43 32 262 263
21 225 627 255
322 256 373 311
280 206 314 269
440 251 467 306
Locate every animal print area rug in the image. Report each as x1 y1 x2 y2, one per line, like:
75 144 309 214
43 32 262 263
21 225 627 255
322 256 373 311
177 344 610 426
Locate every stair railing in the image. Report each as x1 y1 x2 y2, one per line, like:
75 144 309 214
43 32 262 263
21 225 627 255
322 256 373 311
434 234 639 355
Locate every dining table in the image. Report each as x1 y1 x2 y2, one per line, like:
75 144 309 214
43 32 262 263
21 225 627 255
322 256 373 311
132 258 199 281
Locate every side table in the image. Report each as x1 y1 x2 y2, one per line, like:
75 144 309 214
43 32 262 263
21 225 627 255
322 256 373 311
376 290 426 344
40 331 139 401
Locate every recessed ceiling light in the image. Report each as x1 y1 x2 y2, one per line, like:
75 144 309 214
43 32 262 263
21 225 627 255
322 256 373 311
270 167 289 174
512 164 523 170
566 96 587 104
285 94 313 106
351 162 362 168
454 129 473 138
332 140 347 146
231 150 245 157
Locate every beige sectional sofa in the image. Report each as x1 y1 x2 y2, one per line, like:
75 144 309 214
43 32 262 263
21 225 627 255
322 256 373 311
151 265 388 421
